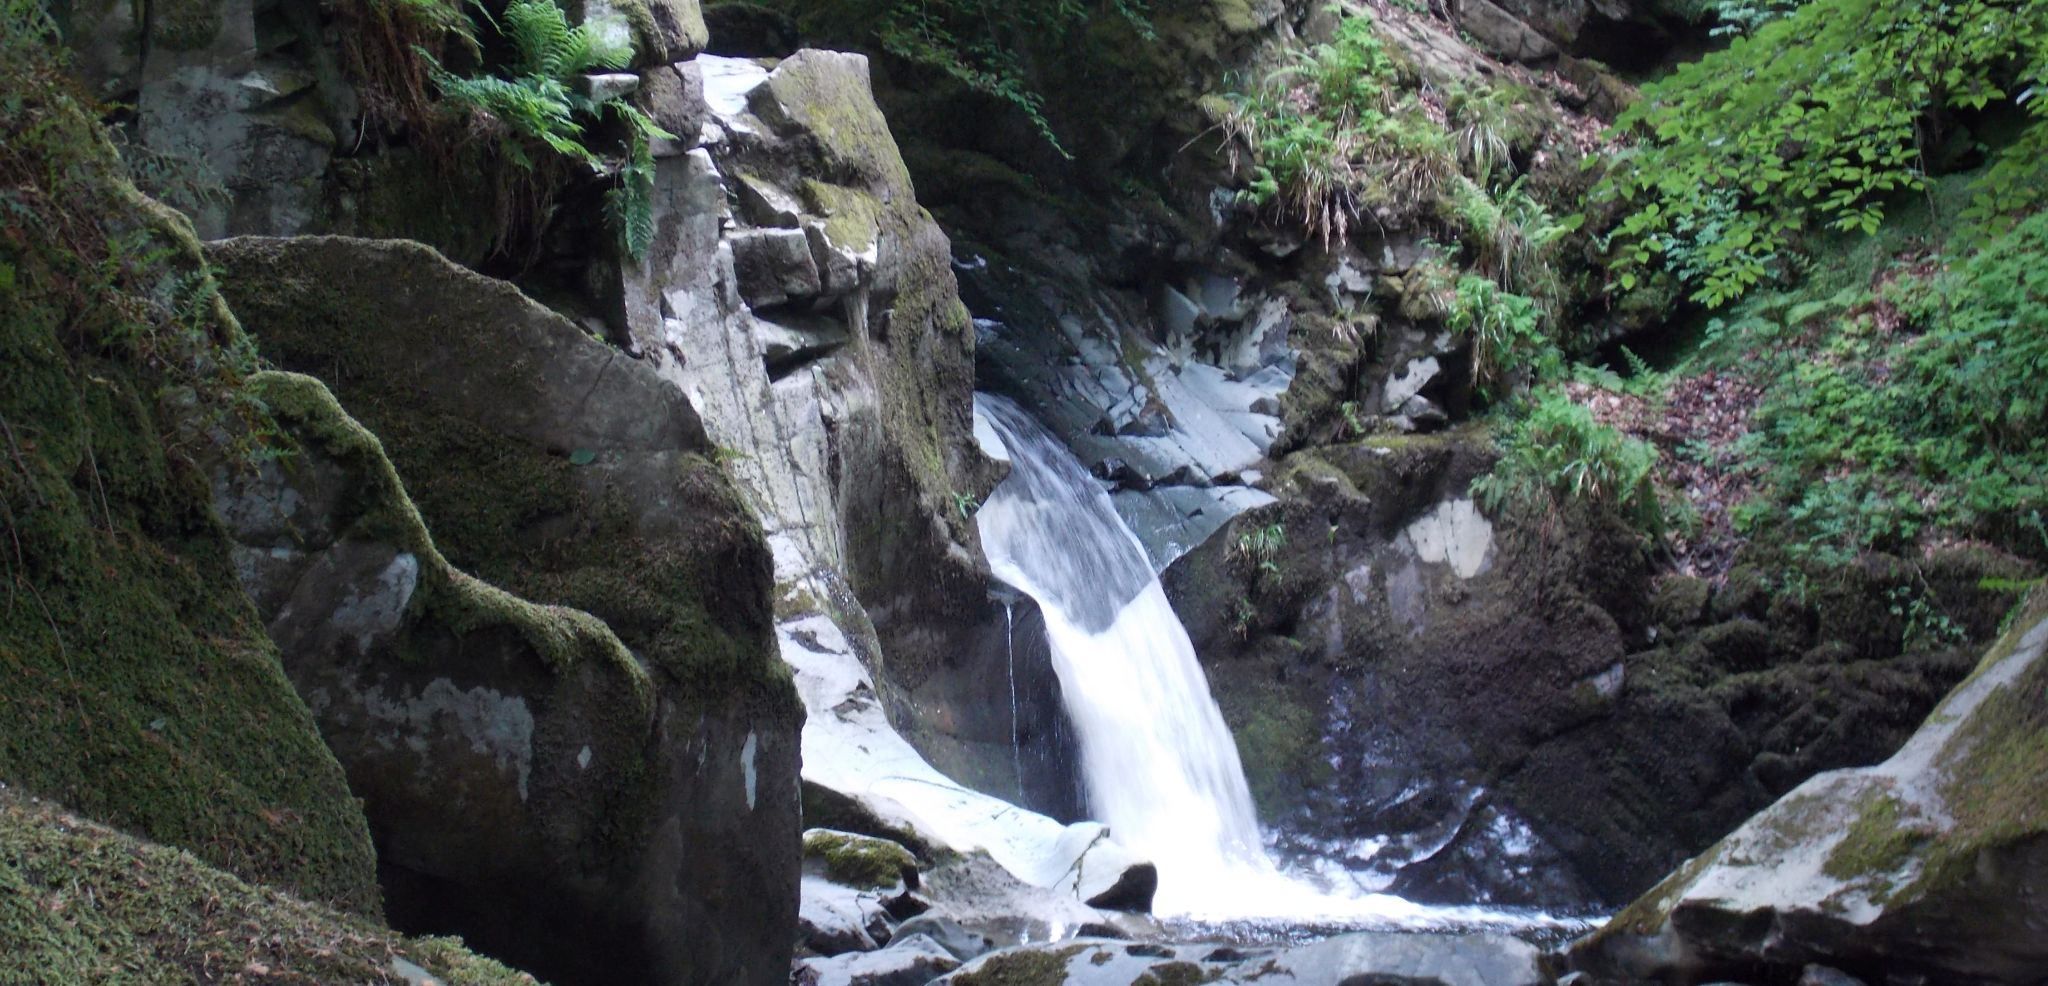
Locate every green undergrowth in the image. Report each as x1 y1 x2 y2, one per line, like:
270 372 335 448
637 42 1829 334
252 371 653 707
1474 390 1664 537
0 5 377 912
1222 8 1578 402
0 789 537 985
1669 174 2048 564
1598 0 2048 306
329 0 667 260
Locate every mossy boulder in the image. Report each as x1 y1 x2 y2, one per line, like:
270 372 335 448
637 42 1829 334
803 828 918 890
0 52 376 916
206 236 802 986
1570 591 2048 985
0 788 535 985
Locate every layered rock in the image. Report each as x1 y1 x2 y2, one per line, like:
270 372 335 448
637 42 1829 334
207 236 801 986
1569 593 2048 985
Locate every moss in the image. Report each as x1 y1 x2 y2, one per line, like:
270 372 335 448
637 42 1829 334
949 946 1087 986
1136 961 1223 986
1821 787 1927 892
0 790 538 985
253 371 654 707
0 53 377 915
149 0 222 50
324 152 500 268
1218 678 1327 821
803 828 917 889
802 178 884 253
1913 591 2048 895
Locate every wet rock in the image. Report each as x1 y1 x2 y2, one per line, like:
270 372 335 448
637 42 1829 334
731 226 824 308
935 930 1543 985
799 876 894 955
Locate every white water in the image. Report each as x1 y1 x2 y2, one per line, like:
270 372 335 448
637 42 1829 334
975 394 1493 923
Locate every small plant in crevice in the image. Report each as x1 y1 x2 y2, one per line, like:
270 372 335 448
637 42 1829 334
1887 583 1967 652
949 490 980 520
1232 523 1287 578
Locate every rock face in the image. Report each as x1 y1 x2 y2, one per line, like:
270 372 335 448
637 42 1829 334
207 236 802 986
1570 593 2048 985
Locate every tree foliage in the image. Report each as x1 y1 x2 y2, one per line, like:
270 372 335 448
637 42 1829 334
1600 0 2048 306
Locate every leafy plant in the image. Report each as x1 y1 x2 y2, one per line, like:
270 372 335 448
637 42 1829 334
1233 523 1287 576
1222 12 1458 242
424 0 673 258
1447 275 1553 400
1473 391 1662 534
1598 0 2048 306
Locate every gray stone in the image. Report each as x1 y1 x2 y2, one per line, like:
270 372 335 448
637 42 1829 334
1456 0 1561 63
730 226 823 308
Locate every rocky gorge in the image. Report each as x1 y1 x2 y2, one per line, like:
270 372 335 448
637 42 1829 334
3 0 2046 983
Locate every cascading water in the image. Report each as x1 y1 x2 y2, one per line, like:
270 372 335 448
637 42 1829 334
975 394 1459 921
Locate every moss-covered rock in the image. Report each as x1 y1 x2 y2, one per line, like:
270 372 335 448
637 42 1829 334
803 828 918 890
0 789 536 985
206 235 802 986
0 42 377 916
1570 591 2048 985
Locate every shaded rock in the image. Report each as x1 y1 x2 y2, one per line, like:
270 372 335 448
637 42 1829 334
208 236 801 986
800 934 962 986
799 875 893 955
1571 595 2048 986
1456 0 1561 63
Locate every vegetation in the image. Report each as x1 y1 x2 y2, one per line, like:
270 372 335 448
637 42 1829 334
1473 391 1663 535
424 0 672 258
1599 0 2048 305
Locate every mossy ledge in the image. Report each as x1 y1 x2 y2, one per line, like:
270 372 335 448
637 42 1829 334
0 788 536 985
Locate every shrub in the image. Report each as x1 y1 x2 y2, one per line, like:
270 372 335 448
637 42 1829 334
1474 391 1662 534
1599 0 2048 306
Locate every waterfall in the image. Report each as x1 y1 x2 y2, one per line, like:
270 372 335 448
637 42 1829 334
975 394 1416 919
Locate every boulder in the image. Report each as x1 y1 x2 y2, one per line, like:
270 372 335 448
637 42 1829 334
1569 594 2048 985
207 236 802 986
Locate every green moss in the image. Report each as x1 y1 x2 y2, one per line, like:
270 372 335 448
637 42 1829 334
1136 961 1223 986
212 239 792 722
253 371 653 707
0 791 538 985
949 946 1087 986
0 50 377 914
1821 787 1926 891
803 828 917 888
802 178 884 253
1915 592 2048 894
150 0 222 50
1219 679 1327 821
